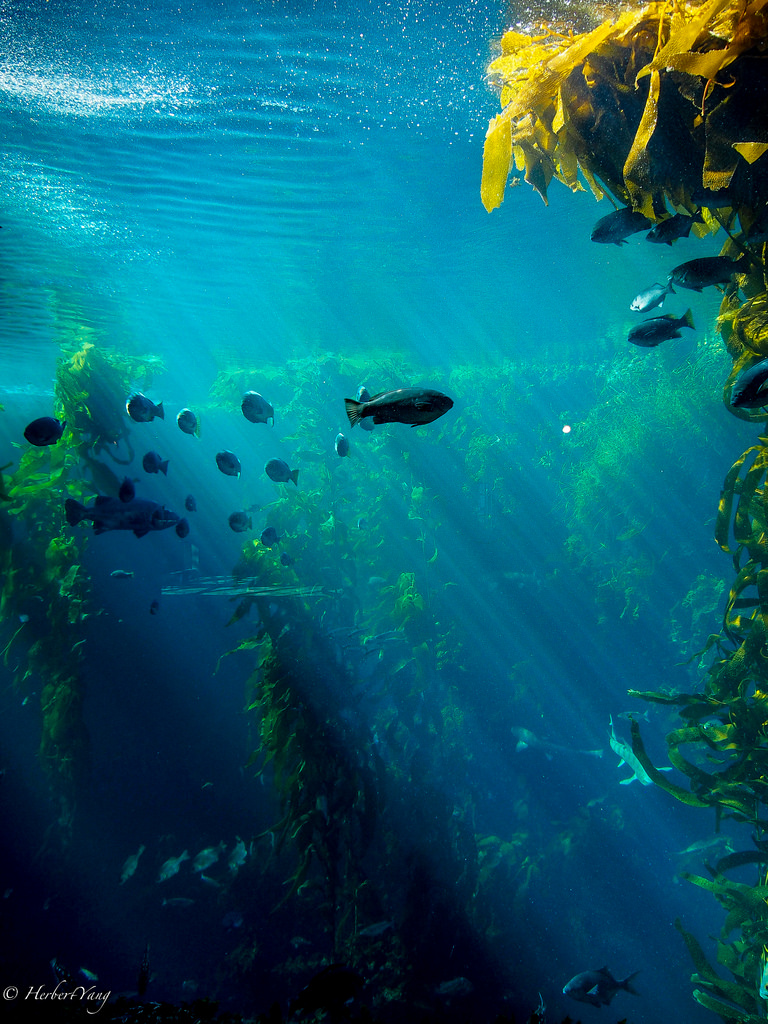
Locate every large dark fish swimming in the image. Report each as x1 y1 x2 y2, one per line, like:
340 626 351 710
628 309 695 347
668 254 747 291
241 391 274 425
645 210 702 245
177 408 200 437
126 393 164 422
24 416 66 446
65 496 180 538
590 207 652 245
265 458 299 485
344 388 453 428
731 357 768 408
563 966 640 1008
216 451 241 477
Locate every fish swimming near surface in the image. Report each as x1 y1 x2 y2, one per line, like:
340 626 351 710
630 281 675 313
185 494 197 512
627 309 695 347
228 511 251 533
731 358 768 408
120 844 146 884
24 416 66 446
265 458 299 485
126 393 164 422
177 408 200 437
344 387 453 428
668 254 747 291
157 850 190 883
335 432 350 457
142 450 169 475
65 496 180 538
216 451 241 477
591 207 652 244
511 726 603 759
241 391 274 425
563 966 639 1007
646 210 702 245
119 476 135 503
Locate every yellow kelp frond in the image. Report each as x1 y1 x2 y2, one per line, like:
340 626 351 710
482 0 768 217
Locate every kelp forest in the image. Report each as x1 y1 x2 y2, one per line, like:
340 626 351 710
2 0 768 1021
482 0 768 1019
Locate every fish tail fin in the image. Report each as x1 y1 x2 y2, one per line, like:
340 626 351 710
620 971 641 996
156 402 165 420
682 308 695 330
345 398 363 427
65 498 87 526
289 469 299 486
159 460 169 475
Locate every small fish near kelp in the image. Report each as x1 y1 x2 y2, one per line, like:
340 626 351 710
646 210 703 245
142 450 169 475
241 391 274 425
590 207 652 245
24 416 66 446
627 309 695 348
730 358 768 409
265 458 298 485
668 254 748 292
228 511 251 533
563 966 639 1008
630 281 675 313
126 393 164 423
344 387 453 428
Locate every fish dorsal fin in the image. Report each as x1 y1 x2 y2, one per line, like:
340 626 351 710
95 495 112 505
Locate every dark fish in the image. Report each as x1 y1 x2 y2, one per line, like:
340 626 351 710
646 211 702 245
176 518 190 539
228 511 252 533
185 494 197 512
591 207 652 245
137 942 150 998
335 432 350 458
24 416 66 446
119 476 135 503
627 308 695 347
358 920 393 938
241 391 274 425
142 451 169 475
280 551 295 566
563 966 639 1008
260 526 280 547
344 387 453 428
65 496 180 538
668 254 747 291
265 458 298 485
126 393 164 423
356 387 375 431
435 977 474 998
110 569 134 579
149 599 160 615
216 451 241 477
690 186 733 208
630 281 675 312
731 358 768 408
177 408 199 437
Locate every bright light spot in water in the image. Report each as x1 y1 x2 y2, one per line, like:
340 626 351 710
562 424 571 434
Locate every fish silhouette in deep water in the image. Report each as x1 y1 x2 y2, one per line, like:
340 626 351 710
142 450 169 475
126 393 164 422
185 494 197 512
120 844 145 884
730 357 768 408
344 387 453 428
630 281 675 312
563 966 640 1007
265 458 298 485
627 309 695 347
590 207 652 244
216 450 241 477
646 210 703 245
176 408 200 437
65 496 180 538
511 726 603 760
24 416 66 446
228 511 251 533
241 391 274 425
335 432 350 458
157 849 189 882
260 526 280 547
175 518 190 539
668 254 747 291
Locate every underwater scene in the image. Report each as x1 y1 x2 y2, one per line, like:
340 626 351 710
1 0 768 1022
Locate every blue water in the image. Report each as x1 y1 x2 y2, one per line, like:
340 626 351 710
0 1 755 1022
